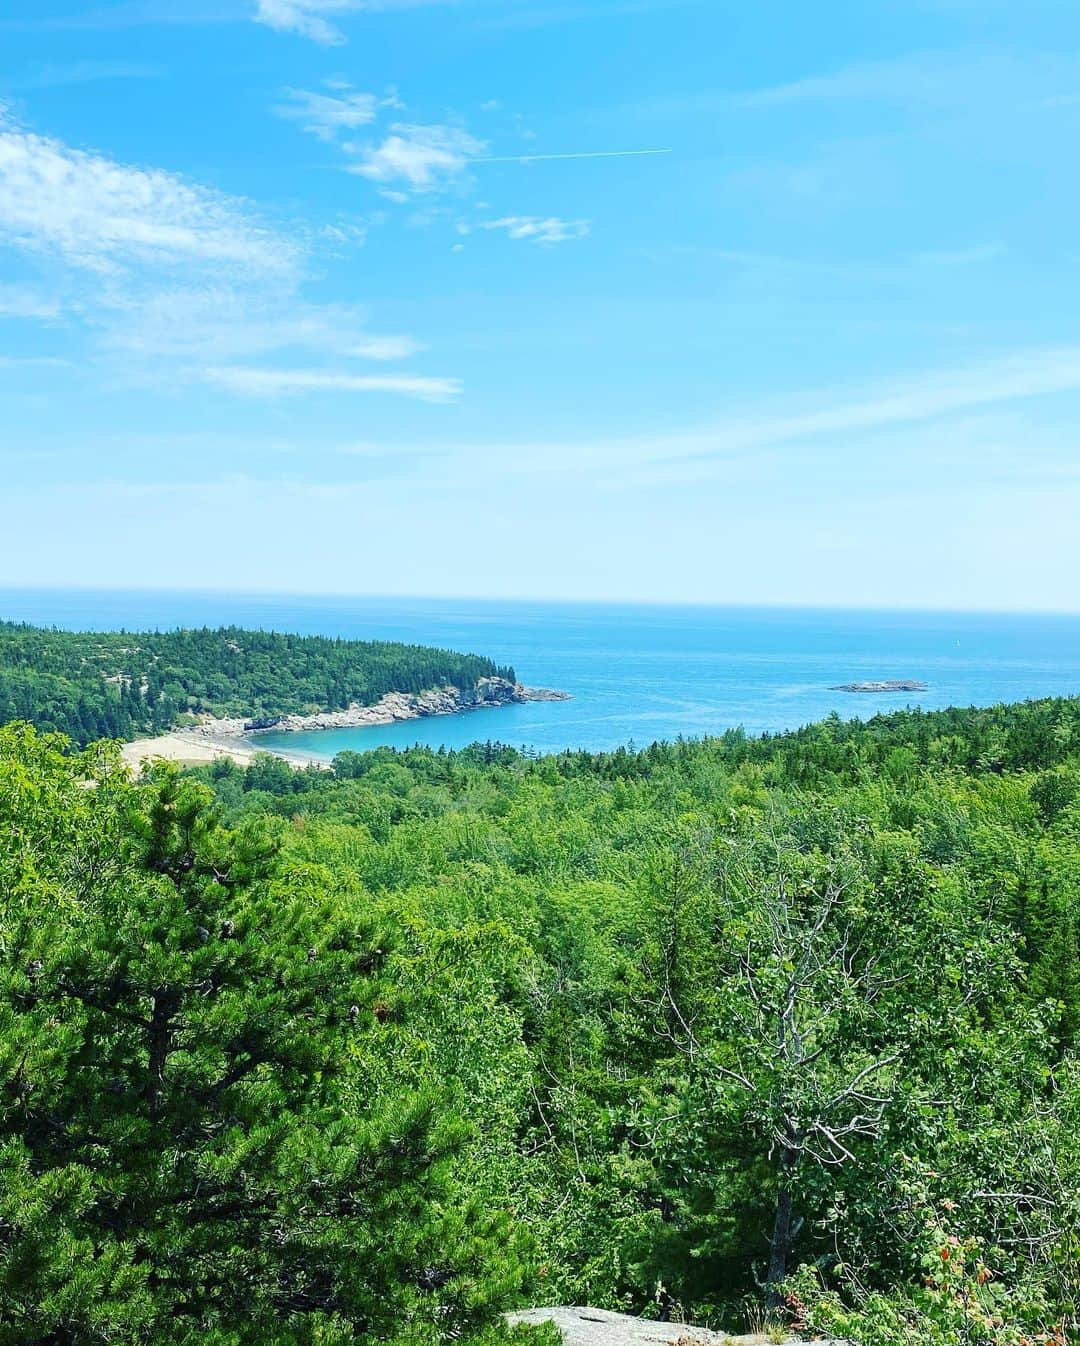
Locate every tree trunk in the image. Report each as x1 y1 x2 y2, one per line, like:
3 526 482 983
146 986 180 1118
765 1144 799 1301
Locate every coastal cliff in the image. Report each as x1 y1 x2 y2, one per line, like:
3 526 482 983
189 676 570 740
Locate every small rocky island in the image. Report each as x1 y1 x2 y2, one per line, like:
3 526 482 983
830 679 928 694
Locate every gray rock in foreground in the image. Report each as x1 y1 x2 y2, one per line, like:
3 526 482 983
507 1307 730 1346
507 1305 848 1346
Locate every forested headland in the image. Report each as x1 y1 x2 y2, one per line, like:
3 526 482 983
0 620 516 745
1 695 1078 1345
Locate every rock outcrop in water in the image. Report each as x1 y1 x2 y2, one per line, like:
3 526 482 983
830 679 928 694
187 677 570 739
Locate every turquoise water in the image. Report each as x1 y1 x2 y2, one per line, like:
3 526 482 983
3 590 1080 759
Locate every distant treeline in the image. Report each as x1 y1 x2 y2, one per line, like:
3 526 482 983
0 621 515 745
198 692 1080 806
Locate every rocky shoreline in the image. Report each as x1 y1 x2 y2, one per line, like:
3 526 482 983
186 676 570 741
121 678 570 772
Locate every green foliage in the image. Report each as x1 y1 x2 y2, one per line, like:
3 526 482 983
186 697 1080 1337
0 725 528 1345
785 1207 1068 1346
0 620 515 745
3 692 1080 1343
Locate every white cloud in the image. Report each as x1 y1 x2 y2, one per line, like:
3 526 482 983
346 123 486 193
0 110 444 400
0 109 297 277
204 365 462 400
481 215 590 244
253 0 472 43
254 0 358 45
276 84 379 139
319 220 367 247
349 334 423 360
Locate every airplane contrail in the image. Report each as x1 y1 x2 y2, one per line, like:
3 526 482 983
472 148 673 164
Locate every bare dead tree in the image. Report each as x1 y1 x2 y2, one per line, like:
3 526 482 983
649 843 904 1298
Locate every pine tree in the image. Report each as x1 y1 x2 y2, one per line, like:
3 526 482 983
0 725 528 1345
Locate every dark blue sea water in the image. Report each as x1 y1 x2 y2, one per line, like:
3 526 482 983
3 589 1080 759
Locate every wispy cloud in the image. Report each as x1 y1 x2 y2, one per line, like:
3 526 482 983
97 289 401 364
348 334 424 359
616 347 1080 485
737 50 979 108
346 123 486 194
11 59 165 87
0 109 445 399
254 0 359 44
276 88 487 203
275 83 625 233
482 0 696 30
0 285 61 319
0 108 297 277
204 365 461 399
474 146 671 164
0 354 71 368
0 2 244 33
275 83 380 139
481 215 589 244
911 242 1006 266
251 0 513 44
658 241 1007 281
736 48 1080 111
703 347 1080 455
424 346 1080 490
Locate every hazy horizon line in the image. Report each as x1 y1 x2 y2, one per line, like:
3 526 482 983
2 583 1080 622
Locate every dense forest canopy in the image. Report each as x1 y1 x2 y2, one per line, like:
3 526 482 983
0 620 515 745
1 694 1078 1344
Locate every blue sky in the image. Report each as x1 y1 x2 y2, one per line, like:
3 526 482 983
2 0 1079 608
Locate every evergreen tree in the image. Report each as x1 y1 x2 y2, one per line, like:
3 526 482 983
0 725 528 1345
0 621 516 747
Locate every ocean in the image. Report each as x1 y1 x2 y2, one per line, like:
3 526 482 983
3 589 1080 760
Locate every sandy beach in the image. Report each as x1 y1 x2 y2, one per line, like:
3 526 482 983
120 731 328 772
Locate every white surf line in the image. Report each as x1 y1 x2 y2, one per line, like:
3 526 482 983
472 148 673 164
